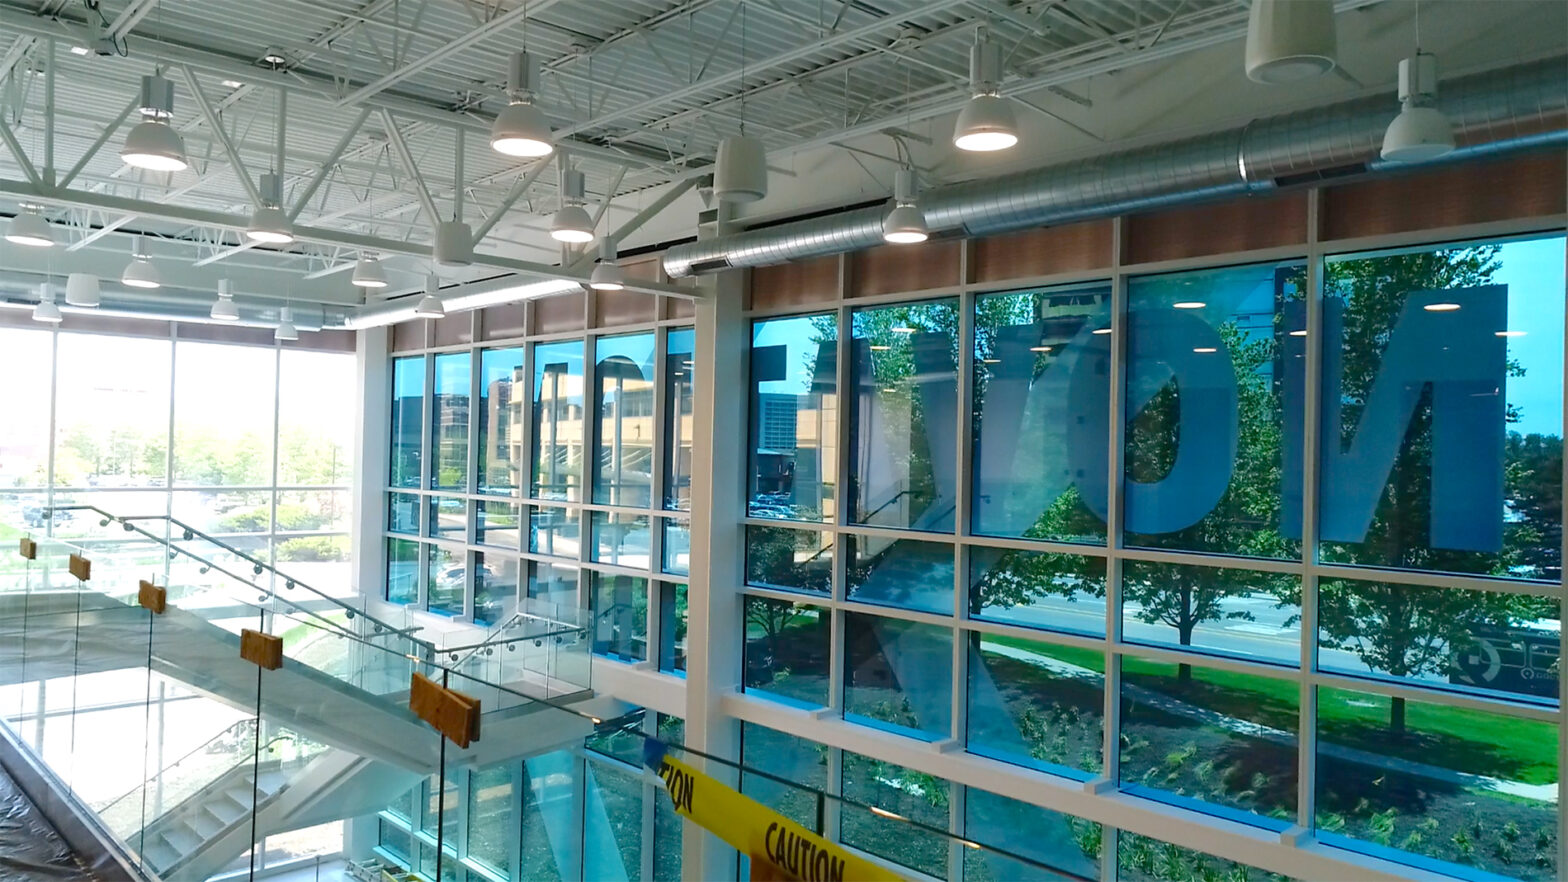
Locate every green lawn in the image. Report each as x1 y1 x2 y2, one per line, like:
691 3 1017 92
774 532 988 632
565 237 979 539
978 633 1559 785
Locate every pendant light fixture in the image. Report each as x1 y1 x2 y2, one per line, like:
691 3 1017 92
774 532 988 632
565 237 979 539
65 273 100 307
352 253 389 288
954 26 1019 152
248 88 294 244
714 0 768 203
550 166 594 244
6 205 55 247
882 168 929 244
121 236 161 289
32 285 62 324
492 50 553 158
414 273 446 318
274 305 299 341
436 129 475 267
211 279 240 321
1381 5 1453 163
1244 0 1337 84
589 239 625 290
121 72 189 171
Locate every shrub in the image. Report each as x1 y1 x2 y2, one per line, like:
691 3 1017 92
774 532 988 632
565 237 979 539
276 535 347 562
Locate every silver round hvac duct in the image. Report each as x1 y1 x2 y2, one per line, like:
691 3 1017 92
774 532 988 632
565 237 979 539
662 57 1567 278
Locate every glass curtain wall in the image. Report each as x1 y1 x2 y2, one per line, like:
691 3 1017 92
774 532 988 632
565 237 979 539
0 326 355 585
741 232 1566 882
383 307 691 665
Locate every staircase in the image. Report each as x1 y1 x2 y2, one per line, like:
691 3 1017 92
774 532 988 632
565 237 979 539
0 508 626 882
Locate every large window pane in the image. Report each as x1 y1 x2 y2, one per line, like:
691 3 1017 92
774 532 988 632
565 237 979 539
967 632 1103 776
532 341 584 501
846 535 953 615
430 352 470 491
590 511 650 568
1121 659 1297 827
1318 235 1565 580
529 505 581 558
658 581 687 674
0 329 53 488
972 283 1112 544
1125 261 1304 558
475 500 519 548
386 538 418 604
388 492 419 534
278 349 354 486
964 788 1100 882
427 544 462 616
1316 686 1557 880
661 519 690 576
427 496 465 539
390 356 424 489
593 573 648 661
527 561 578 609
745 525 832 595
474 551 517 626
593 332 655 507
969 548 1107 637
466 765 513 877
844 612 951 740
749 314 837 522
173 342 275 487
478 347 525 495
1121 560 1301 667
1118 832 1288 882
744 596 829 708
850 299 958 532
741 722 826 832
584 762 642 882
840 751 949 879
1319 578 1559 703
54 333 171 489
664 328 695 511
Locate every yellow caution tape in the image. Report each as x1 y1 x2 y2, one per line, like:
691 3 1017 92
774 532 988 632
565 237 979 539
648 745 905 882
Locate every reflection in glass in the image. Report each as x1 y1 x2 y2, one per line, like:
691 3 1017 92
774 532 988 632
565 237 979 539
527 561 578 610
584 762 642 881
1319 578 1560 703
174 342 276 486
744 596 829 708
476 500 519 548
593 573 648 661
427 545 463 616
430 352 470 491
426 496 466 539
1315 686 1557 880
967 633 1103 776
850 299 958 532
1121 560 1300 666
590 511 651 569
386 538 418 604
1121 660 1297 826
658 581 687 674
1119 832 1288 882
846 535 953 614
1318 236 1566 582
964 787 1100 882
594 332 656 507
0 329 52 489
745 525 831 595
661 520 690 576
529 505 581 558
54 334 171 488
532 341 584 501
741 722 826 832
1125 262 1304 557
749 314 837 522
840 751 950 879
473 551 518 626
844 612 951 740
478 347 524 495
969 548 1107 637
972 284 1112 544
664 328 696 511
390 356 424 489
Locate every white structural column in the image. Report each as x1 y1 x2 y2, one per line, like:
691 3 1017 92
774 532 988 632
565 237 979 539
352 328 391 599
681 206 748 879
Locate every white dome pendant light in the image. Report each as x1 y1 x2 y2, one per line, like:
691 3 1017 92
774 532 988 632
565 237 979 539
435 129 475 268
247 89 295 244
274 304 299 341
32 284 62 324
883 168 929 244
1245 0 1337 84
211 280 240 321
714 0 768 203
65 273 100 307
550 166 594 244
414 273 446 318
492 50 553 158
1381 2 1453 163
121 72 189 172
954 26 1019 152
6 205 55 247
352 253 389 288
589 239 625 291
121 236 161 289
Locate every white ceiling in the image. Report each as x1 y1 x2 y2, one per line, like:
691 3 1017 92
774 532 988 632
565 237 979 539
0 0 1559 311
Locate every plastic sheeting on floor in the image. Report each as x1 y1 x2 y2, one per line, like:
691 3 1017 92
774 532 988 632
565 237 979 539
0 767 101 881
